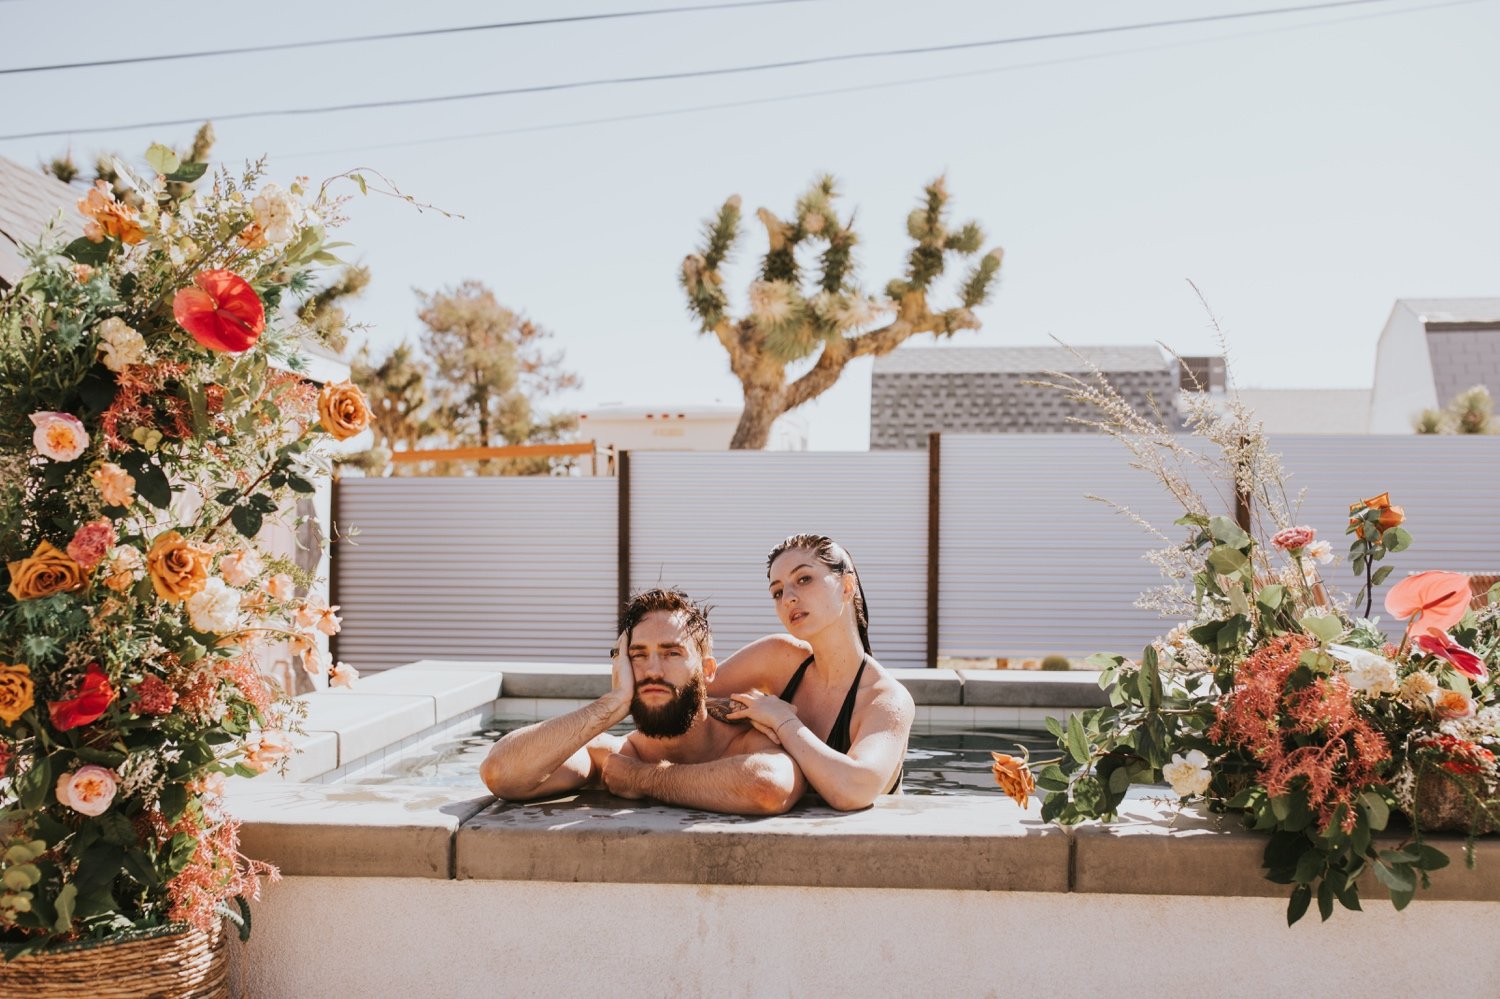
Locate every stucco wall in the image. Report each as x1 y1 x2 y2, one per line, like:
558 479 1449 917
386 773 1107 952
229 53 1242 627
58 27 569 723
229 877 1500 998
1369 303 1437 433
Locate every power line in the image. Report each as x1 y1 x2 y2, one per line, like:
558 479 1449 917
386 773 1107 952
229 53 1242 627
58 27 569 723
0 0 815 76
277 0 1485 160
0 0 1447 142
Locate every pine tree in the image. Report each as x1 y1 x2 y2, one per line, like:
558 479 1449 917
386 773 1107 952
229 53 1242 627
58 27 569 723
680 174 1002 449
416 281 580 473
350 341 435 474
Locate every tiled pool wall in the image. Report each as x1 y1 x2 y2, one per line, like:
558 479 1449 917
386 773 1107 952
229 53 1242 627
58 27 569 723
224 659 1500 999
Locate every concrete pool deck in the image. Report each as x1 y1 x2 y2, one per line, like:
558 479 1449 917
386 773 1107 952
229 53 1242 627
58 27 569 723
225 660 1500 998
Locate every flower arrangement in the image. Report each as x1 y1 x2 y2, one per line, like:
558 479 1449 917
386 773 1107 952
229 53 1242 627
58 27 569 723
0 144 371 954
1032 346 1497 924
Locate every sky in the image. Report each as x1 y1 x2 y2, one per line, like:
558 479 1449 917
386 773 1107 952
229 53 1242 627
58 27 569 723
2 0 1498 449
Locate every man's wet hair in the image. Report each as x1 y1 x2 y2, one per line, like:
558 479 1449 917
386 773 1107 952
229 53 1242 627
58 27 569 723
618 587 713 657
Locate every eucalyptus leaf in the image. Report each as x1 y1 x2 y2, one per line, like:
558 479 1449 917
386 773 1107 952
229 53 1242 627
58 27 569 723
145 143 180 175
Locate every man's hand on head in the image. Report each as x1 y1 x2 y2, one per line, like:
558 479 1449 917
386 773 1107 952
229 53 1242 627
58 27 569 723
604 629 635 723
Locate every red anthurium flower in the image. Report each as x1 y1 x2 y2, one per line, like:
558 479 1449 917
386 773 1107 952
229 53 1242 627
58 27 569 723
48 662 117 731
1414 630 1488 681
172 269 265 353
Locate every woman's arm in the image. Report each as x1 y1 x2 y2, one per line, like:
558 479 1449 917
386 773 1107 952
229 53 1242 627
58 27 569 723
707 633 809 697
735 681 914 811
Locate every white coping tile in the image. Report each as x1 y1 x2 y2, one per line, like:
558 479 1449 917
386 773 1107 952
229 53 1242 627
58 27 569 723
532 697 592 716
927 705 976 726
299 692 434 766
346 668 503 719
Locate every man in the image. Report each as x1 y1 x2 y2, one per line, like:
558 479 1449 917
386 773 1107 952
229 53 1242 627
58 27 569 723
480 588 805 816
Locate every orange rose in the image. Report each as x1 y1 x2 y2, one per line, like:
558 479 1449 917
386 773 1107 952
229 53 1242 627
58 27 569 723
0 663 34 725
991 752 1037 809
317 380 370 441
1348 492 1404 533
6 541 88 601
77 180 144 245
146 531 211 603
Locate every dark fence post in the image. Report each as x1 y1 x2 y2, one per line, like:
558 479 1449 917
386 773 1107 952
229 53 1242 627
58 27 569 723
927 433 941 669
1234 436 1253 532
327 474 341 665
617 449 631 618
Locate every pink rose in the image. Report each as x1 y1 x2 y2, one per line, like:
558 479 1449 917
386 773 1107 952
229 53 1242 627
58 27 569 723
66 519 116 570
30 412 89 462
220 549 264 587
1272 526 1317 551
55 765 119 816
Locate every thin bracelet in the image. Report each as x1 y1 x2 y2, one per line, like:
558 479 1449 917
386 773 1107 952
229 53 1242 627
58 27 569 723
773 716 799 739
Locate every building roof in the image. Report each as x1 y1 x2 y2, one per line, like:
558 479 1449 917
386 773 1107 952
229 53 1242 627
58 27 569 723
0 154 82 286
581 404 741 421
1396 298 1500 326
873 344 1168 375
1228 388 1372 434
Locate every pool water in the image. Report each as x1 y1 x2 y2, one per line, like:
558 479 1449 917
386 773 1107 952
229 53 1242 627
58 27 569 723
341 719 1060 796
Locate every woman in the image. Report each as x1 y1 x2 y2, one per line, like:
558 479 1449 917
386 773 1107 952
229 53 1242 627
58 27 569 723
710 534 914 811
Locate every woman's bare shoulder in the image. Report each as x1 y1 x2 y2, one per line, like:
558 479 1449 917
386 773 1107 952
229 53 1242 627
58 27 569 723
709 634 811 694
863 659 916 717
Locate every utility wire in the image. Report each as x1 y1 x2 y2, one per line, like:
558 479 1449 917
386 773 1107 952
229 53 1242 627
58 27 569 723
0 0 1449 142
0 0 815 76
277 0 1486 160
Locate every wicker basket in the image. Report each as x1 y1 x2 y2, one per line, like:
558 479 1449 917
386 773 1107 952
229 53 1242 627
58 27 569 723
0 921 228 998
1410 769 1499 836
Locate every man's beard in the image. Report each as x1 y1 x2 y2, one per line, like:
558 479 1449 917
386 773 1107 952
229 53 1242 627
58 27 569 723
630 670 706 738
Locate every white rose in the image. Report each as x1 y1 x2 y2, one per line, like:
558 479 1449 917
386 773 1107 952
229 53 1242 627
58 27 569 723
1305 540 1333 564
185 577 242 634
251 183 304 245
1162 749 1212 798
1337 648 1399 696
97 317 146 372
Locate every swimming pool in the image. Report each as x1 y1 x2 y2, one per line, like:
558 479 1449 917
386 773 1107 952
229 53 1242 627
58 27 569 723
337 717 1060 795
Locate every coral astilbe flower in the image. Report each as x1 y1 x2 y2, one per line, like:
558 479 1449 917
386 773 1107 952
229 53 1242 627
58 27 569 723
166 818 279 933
48 662 117 731
1211 635 1390 833
172 270 266 353
99 360 192 449
1414 630 1488 681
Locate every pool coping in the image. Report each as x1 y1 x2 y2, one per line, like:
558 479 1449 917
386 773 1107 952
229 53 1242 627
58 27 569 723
226 660 1500 903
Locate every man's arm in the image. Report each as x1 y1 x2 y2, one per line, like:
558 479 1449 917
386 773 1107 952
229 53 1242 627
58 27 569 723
603 733 805 816
481 642 634 801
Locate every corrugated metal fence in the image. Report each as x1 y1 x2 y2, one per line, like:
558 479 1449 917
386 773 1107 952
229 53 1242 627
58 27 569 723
334 435 1500 671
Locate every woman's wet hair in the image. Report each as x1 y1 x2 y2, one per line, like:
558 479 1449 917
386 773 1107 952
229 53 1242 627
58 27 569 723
766 534 872 655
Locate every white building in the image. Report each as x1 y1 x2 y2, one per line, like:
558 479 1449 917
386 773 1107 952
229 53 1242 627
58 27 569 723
1368 298 1500 433
578 403 807 468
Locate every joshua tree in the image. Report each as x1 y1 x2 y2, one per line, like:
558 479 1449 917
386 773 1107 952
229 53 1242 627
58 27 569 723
680 174 1003 449
1414 384 1494 435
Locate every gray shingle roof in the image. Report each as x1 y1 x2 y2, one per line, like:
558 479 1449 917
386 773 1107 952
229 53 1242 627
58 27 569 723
1397 298 1500 325
873 344 1168 375
0 154 83 286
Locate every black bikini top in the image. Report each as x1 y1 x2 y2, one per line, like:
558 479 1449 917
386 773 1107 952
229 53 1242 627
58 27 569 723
779 654 903 795
779 654 865 754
